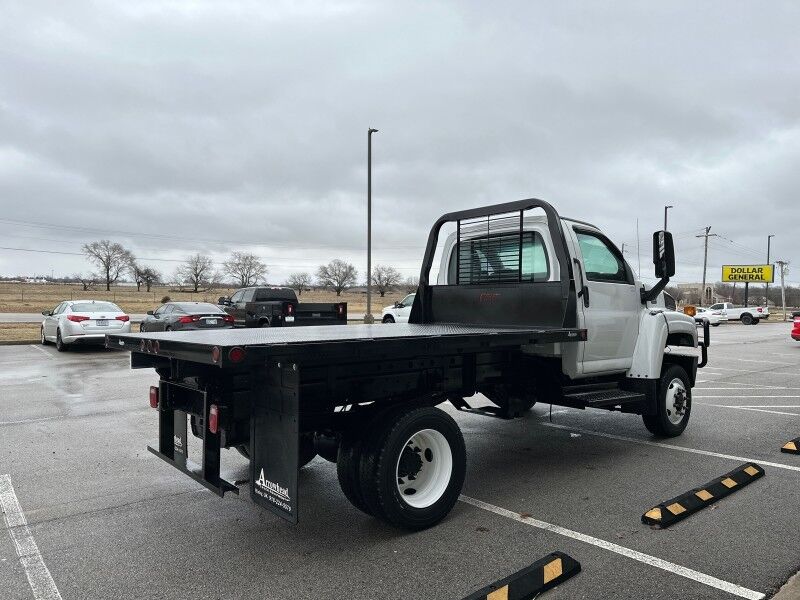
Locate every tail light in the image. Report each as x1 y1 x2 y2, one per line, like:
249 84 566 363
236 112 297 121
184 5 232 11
228 347 246 363
153 340 160 354
67 315 89 322
284 302 295 316
178 315 200 323
208 404 219 434
337 303 346 318
223 315 234 323
757 307 763 313
211 346 221 363
146 340 154 353
116 315 130 322
149 386 159 408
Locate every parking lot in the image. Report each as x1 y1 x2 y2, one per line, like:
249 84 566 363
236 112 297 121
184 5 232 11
1 323 798 600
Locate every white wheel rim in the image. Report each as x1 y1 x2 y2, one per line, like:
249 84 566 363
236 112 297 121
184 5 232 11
665 377 688 425
395 429 452 509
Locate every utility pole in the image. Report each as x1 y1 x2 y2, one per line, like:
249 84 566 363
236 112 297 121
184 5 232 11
766 234 774 307
696 226 717 306
364 127 379 324
776 260 788 321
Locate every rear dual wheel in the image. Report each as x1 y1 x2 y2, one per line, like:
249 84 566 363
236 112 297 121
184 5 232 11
338 406 466 530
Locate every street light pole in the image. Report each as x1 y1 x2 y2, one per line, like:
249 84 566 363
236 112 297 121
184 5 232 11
766 234 774 307
664 205 673 231
364 127 379 324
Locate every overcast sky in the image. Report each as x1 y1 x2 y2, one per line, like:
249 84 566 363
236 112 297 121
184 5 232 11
1 1 798 287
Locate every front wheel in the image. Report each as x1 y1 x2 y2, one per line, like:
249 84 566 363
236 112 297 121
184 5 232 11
358 406 466 530
711 322 720 327
642 364 691 437
382 315 395 324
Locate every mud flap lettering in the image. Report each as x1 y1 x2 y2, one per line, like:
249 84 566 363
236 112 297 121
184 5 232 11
250 362 299 523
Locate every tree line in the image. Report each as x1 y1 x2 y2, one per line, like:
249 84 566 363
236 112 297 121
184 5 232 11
77 240 417 296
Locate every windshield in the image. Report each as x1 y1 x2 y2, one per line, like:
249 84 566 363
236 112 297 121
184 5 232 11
70 302 122 312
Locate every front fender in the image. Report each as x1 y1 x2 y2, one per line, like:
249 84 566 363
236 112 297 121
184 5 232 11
627 310 697 380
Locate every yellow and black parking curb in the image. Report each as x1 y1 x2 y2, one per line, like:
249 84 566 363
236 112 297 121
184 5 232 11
461 552 580 600
642 462 764 528
781 438 800 454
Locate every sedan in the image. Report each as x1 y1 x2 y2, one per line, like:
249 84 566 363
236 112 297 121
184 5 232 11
41 300 131 351
140 302 234 332
694 307 722 327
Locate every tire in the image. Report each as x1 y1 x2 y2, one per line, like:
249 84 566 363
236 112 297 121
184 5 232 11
40 327 48 345
139 323 145 332
55 329 67 352
382 315 395 324
642 364 691 437
337 431 374 515
741 313 754 325
165 326 173 332
236 433 316 467
711 323 720 327
260 320 271 328
753 318 760 325
358 406 466 530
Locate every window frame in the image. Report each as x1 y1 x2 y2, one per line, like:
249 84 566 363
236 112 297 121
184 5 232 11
573 227 634 285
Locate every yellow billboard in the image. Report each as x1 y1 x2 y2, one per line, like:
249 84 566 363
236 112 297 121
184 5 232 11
721 264 774 283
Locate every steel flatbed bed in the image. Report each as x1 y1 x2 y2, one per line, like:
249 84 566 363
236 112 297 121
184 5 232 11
107 323 586 368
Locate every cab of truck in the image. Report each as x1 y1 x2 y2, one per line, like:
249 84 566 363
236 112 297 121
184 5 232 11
433 212 699 381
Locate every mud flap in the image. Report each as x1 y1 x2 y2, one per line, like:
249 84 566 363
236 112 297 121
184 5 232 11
250 362 300 523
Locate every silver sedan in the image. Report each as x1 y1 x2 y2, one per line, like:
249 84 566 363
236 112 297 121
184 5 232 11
41 300 131 351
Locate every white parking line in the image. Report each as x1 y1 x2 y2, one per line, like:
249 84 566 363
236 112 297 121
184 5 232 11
698 404 800 416
28 345 54 360
727 358 795 366
460 495 765 600
695 395 800 399
541 423 800 473
0 475 62 600
695 387 800 391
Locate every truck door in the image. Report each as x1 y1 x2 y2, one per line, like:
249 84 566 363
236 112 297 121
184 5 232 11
228 289 246 325
568 227 640 374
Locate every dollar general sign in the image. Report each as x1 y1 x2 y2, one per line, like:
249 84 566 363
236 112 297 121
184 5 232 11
721 265 774 283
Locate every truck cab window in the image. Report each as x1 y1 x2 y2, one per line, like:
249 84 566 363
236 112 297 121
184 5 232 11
575 231 630 284
447 231 549 284
230 290 244 304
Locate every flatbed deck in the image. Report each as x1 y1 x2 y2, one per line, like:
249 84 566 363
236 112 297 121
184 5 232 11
107 323 586 367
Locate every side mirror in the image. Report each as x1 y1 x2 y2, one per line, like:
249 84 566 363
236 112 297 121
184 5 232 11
146 310 154 316
218 296 229 305
652 231 675 278
41 310 51 316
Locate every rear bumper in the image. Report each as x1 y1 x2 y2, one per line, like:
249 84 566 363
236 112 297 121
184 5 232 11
62 333 111 345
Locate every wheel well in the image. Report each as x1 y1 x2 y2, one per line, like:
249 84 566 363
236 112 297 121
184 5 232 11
662 355 696 386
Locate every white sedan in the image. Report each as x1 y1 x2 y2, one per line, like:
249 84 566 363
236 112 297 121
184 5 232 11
693 306 722 327
41 300 131 351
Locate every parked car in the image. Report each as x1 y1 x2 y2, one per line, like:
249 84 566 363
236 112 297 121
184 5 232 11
792 311 800 341
219 287 346 327
706 302 769 325
41 300 130 351
693 307 722 327
381 293 415 323
140 302 234 332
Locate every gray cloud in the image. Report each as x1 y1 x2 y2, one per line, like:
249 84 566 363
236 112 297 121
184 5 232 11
1 1 798 285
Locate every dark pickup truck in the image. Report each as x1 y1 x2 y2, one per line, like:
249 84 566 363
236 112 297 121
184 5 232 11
218 286 347 327
108 199 706 531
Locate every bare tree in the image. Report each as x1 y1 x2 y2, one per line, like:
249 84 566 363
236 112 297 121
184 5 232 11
371 265 402 297
223 251 268 287
286 272 312 295
128 260 145 291
82 240 133 291
73 272 97 291
404 275 419 293
176 254 214 293
316 259 357 296
141 267 161 292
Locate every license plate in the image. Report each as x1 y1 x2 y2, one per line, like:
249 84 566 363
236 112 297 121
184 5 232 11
206 319 217 325
285 316 295 323
96 319 108 326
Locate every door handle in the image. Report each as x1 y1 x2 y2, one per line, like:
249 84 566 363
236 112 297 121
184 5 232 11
573 258 590 308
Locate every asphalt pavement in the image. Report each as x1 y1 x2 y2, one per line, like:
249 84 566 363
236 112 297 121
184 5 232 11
1 324 799 599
